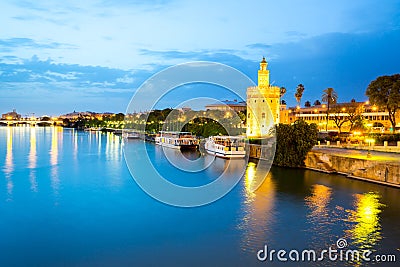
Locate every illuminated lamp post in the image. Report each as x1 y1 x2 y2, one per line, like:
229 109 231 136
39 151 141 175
365 138 375 158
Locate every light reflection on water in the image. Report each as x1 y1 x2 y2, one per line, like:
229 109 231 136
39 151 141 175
0 127 398 267
5 127 13 198
305 184 335 248
29 127 37 192
50 127 62 198
239 161 276 253
346 192 383 251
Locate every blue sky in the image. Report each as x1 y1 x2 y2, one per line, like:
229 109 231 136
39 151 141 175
0 0 399 116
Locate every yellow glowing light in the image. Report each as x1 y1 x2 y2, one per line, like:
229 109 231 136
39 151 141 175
342 107 346 112
365 101 370 105
314 109 318 113
296 106 300 110
6 116 13 120
246 162 256 183
365 138 375 144
50 127 58 166
322 104 326 108
288 110 292 113
346 192 383 250
29 127 37 169
305 184 332 217
244 162 258 198
353 131 361 136
372 106 377 111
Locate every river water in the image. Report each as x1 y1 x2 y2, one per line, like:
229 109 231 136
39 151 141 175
0 127 398 266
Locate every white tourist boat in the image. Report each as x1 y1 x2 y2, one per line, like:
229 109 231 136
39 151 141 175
155 131 199 150
123 130 141 139
204 136 246 159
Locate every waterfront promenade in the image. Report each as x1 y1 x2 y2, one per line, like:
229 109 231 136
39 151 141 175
312 146 400 162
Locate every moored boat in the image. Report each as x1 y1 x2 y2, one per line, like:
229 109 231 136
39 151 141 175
123 130 141 139
155 131 199 150
204 136 246 159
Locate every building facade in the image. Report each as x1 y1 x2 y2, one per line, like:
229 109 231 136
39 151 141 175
286 102 400 133
1 109 21 120
205 100 246 112
246 57 280 137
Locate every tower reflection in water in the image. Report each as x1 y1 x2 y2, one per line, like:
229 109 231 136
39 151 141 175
239 161 276 252
346 192 383 251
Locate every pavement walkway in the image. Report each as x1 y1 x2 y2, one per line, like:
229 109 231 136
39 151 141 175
312 146 400 162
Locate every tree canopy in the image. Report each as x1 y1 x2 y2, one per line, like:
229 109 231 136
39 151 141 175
274 120 318 167
313 100 321 106
366 74 400 131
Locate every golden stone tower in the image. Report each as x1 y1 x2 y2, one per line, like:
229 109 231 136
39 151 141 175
246 57 280 138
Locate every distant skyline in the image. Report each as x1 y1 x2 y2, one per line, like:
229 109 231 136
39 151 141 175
1 0 399 116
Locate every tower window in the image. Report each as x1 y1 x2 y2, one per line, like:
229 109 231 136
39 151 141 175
248 113 250 118
262 113 265 118
270 100 272 103
263 100 265 102
255 100 256 103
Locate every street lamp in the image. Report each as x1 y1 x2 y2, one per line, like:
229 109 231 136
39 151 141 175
365 138 375 158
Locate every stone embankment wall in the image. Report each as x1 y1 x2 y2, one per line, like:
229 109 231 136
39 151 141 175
305 151 400 187
248 144 400 187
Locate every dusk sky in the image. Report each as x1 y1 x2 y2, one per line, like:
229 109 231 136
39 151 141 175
1 0 399 116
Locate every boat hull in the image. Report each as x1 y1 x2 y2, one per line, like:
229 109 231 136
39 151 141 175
156 141 198 150
205 148 246 159
204 139 246 159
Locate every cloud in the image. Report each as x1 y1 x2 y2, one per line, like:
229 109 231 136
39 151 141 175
0 56 143 114
246 43 272 50
0 38 76 52
1 25 400 114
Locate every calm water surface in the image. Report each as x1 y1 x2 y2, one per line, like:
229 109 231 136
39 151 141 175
0 127 399 266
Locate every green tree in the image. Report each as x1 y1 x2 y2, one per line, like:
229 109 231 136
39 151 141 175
304 101 311 107
313 100 321 106
345 103 364 132
366 74 400 132
274 120 318 167
330 105 348 134
321 87 338 131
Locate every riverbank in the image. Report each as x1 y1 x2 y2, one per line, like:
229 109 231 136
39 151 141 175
305 147 400 188
248 144 400 188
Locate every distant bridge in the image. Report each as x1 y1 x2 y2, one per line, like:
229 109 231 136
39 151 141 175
0 119 62 126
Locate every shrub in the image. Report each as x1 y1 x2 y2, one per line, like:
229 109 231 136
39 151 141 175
274 121 318 167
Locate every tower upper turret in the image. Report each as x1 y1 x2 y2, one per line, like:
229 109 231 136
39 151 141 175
258 56 269 87
260 56 268 70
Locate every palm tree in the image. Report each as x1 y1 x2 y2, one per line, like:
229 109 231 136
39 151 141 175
322 87 338 131
294 84 305 108
280 87 287 98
